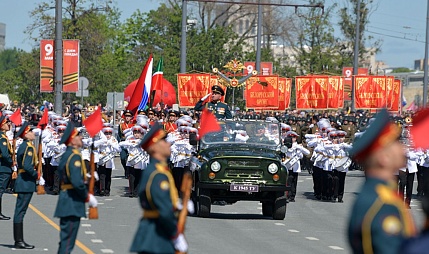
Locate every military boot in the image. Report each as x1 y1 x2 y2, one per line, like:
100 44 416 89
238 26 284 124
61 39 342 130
14 223 34 249
0 198 11 220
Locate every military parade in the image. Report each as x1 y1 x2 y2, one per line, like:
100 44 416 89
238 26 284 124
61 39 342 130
3 0 429 253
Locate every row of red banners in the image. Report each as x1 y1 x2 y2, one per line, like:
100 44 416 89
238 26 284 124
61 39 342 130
40 39 80 92
177 74 401 111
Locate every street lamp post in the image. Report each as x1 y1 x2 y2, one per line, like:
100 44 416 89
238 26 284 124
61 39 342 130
351 0 361 112
180 0 187 73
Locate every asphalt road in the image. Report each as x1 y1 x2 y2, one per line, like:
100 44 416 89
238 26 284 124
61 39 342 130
0 160 425 254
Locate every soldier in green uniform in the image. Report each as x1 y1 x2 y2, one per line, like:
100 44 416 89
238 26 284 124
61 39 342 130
0 115 13 220
348 109 416 254
194 85 232 119
54 122 98 254
130 122 187 254
13 122 37 249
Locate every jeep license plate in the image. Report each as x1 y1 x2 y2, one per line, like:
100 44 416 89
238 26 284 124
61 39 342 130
230 184 259 192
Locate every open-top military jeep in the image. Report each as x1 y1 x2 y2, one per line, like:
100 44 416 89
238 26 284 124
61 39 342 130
189 120 289 220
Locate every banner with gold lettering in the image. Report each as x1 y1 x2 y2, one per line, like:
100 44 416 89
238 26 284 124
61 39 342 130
245 75 279 109
177 73 211 107
295 76 329 109
277 78 292 110
327 76 344 109
354 76 387 109
385 76 394 109
390 79 401 112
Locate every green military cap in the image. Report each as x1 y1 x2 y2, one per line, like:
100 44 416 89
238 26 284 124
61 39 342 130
0 115 8 126
16 122 32 138
349 109 400 162
140 122 166 151
60 122 78 145
211 85 225 96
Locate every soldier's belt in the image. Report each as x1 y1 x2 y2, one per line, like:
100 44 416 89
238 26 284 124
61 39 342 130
142 209 160 219
18 169 26 174
335 156 345 159
176 153 191 157
61 184 74 190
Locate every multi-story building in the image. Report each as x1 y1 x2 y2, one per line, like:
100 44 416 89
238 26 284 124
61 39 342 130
0 23 5 52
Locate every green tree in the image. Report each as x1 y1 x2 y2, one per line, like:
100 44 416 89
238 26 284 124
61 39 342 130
0 48 23 73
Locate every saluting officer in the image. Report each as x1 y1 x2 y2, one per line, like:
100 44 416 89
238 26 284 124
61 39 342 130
194 85 232 119
13 122 37 249
130 122 187 254
348 109 416 253
54 122 97 254
0 115 13 220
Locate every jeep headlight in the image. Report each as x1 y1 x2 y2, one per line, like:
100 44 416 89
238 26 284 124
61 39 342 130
268 163 278 174
210 161 221 172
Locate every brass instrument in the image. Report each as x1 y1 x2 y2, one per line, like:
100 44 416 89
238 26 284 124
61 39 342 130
87 106 95 113
405 117 412 124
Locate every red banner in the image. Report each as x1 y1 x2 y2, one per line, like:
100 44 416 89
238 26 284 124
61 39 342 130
390 79 401 112
285 78 292 109
40 39 80 92
244 62 273 76
177 74 211 107
40 40 54 92
342 67 368 101
295 76 329 109
354 76 387 109
385 76 394 109
62 40 80 92
327 76 344 109
245 75 279 109
278 78 286 111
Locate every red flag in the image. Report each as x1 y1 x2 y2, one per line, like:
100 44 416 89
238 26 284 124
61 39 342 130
37 108 49 129
126 54 153 113
9 108 22 126
83 107 103 138
151 57 163 92
198 108 221 140
410 107 429 149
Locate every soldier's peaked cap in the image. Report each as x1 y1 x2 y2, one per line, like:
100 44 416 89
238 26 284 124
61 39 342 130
211 85 225 96
16 122 32 138
140 122 166 151
349 108 401 162
60 122 78 145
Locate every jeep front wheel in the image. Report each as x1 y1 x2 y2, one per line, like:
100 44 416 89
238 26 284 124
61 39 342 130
272 196 287 220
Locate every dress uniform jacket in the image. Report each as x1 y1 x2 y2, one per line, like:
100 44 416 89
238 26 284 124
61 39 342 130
15 141 37 193
348 177 416 253
0 131 13 173
130 158 179 253
54 146 88 218
194 100 232 119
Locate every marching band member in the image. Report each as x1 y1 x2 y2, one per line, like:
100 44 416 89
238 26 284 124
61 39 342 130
97 127 121 196
47 125 67 194
81 128 103 194
416 148 429 197
398 146 419 209
331 131 352 203
118 110 134 178
164 111 178 133
120 125 148 197
283 131 310 202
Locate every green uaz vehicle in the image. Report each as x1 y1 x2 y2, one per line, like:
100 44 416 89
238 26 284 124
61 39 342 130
189 120 289 220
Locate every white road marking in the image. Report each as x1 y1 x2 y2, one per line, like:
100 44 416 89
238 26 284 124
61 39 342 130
275 223 285 226
91 239 103 243
306 237 319 241
105 199 113 201
329 246 344 250
85 231 95 235
306 178 313 180
98 203 104 205
288 229 299 233
81 224 91 227
82 217 88 221
298 180 304 183
101 249 114 253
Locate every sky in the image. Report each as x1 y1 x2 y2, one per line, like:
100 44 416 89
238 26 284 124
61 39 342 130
0 0 427 69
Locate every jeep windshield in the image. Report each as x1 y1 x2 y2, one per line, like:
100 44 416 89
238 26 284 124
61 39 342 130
200 121 281 148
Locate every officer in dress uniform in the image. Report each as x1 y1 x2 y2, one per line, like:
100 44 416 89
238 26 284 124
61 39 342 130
130 122 187 254
98 127 121 196
348 109 416 253
13 122 37 249
54 122 98 254
0 116 13 220
194 85 232 119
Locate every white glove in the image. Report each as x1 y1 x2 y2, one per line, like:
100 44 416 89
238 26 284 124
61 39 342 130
12 165 17 172
39 176 45 186
309 124 314 128
86 171 99 181
173 234 188 253
87 194 98 207
201 93 211 101
187 201 195 214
